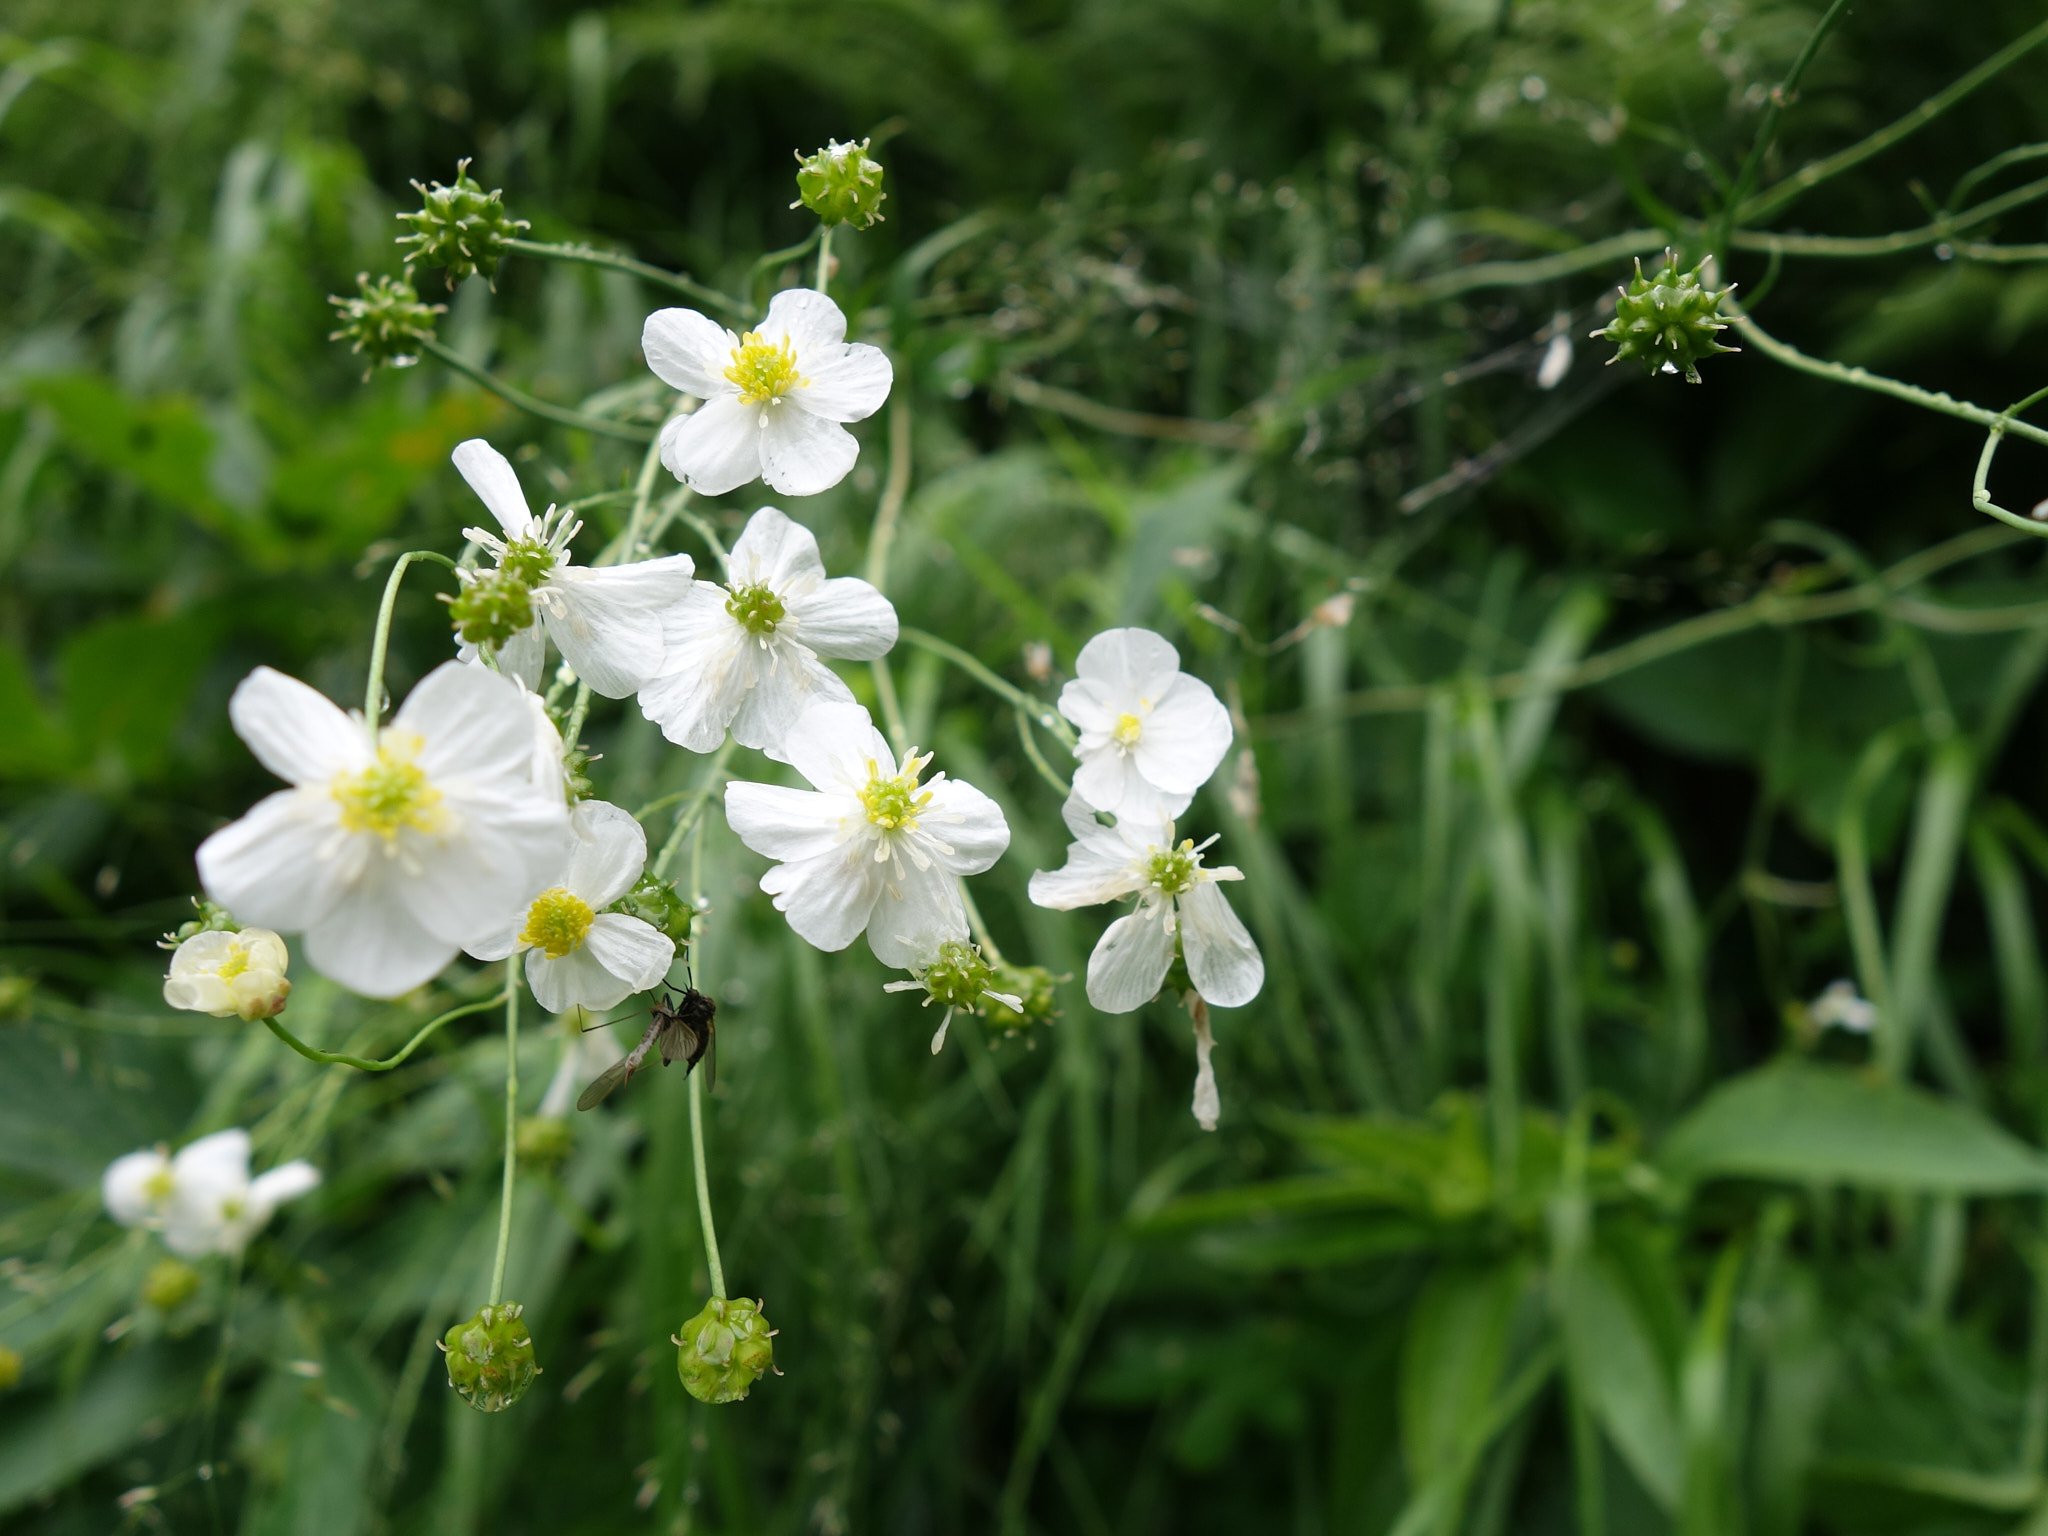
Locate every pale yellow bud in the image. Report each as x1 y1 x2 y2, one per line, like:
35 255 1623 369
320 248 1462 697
163 928 292 1021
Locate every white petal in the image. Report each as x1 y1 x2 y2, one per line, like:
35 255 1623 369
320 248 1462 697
494 624 548 692
172 1128 251 1191
661 395 763 496
730 650 856 762
463 915 528 963
793 344 893 423
528 944 638 1014
865 867 968 969
640 591 752 752
451 439 535 540
1180 881 1265 1007
758 406 858 498
760 288 849 350
197 789 354 933
565 800 647 909
542 571 667 698
724 782 850 863
583 913 676 992
102 1150 170 1227
229 667 370 786
725 505 824 591
1071 751 1151 821
396 662 535 784
1189 1008 1220 1131
1028 825 1146 910
301 867 462 998
398 785 569 945
1130 675 1232 795
918 778 1010 875
1075 627 1184 696
792 576 897 659
247 1161 321 1221
780 700 892 795
162 1208 227 1259
642 308 737 398
761 846 883 952
1086 906 1177 1013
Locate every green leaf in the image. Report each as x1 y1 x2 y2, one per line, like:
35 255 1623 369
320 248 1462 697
1400 1259 1527 1488
1555 1251 1682 1511
0 1346 205 1514
1659 1060 2048 1192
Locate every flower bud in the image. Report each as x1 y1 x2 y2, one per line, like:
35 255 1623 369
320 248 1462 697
441 1302 539 1412
1590 250 1737 384
0 1345 19 1391
515 1115 574 1169
445 568 538 649
141 1257 202 1313
163 928 291 1021
162 898 240 948
397 159 530 290
327 273 444 378
792 139 887 230
613 875 692 947
674 1295 777 1404
982 963 1059 1039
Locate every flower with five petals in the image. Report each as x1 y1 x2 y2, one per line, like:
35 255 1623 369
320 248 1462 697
1059 628 1231 819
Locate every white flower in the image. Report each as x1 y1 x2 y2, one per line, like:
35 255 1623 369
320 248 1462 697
103 1129 320 1257
1027 793 1263 1014
196 662 572 1000
642 288 892 497
637 506 897 758
163 928 292 1021
452 439 697 694
1059 628 1231 819
1809 979 1877 1034
467 800 676 1014
723 701 1010 967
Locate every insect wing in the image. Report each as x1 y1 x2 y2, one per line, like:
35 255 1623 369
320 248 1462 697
576 1057 632 1112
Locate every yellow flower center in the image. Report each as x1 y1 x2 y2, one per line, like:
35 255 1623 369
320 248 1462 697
519 887 595 959
333 736 444 842
860 753 934 831
144 1167 175 1203
1113 712 1144 747
1146 840 1200 897
724 332 806 405
215 942 251 981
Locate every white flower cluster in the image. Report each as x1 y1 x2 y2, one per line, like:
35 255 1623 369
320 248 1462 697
103 1129 319 1258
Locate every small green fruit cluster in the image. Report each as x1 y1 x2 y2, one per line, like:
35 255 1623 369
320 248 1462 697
675 1295 776 1404
515 1115 574 1168
162 898 241 949
446 569 537 648
442 1302 539 1412
614 875 692 947
397 159 530 289
326 273 444 377
1590 250 1738 384
142 1258 202 1313
923 940 996 1011
983 963 1060 1038
793 139 887 230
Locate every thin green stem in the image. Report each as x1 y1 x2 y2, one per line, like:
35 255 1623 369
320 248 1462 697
503 237 747 319
560 683 594 758
261 991 509 1072
745 227 821 299
689 1067 726 1300
866 397 913 592
959 882 1006 966
816 225 834 294
678 507 729 566
421 336 655 443
1016 705 1074 798
1729 172 2048 258
1950 142 2048 214
365 551 456 727
871 658 911 755
897 626 1076 747
1720 0 1852 258
1835 723 1921 1064
654 740 735 882
488 960 520 1306
1972 386 2048 536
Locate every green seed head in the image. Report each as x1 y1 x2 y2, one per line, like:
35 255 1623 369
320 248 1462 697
396 159 530 290
676 1295 777 1404
923 941 995 1010
614 875 693 946
982 963 1061 1037
1146 841 1201 898
446 569 537 649
142 1257 202 1313
442 1303 538 1412
327 272 444 378
499 537 557 587
164 898 241 949
1590 250 1738 384
725 582 787 636
793 138 887 230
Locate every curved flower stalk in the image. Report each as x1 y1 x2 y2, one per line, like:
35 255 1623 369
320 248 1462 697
467 800 676 1014
638 506 897 759
723 701 1010 967
1059 628 1232 819
103 1129 320 1258
162 927 291 1021
1028 793 1264 1014
451 439 697 694
196 662 571 999
642 288 891 497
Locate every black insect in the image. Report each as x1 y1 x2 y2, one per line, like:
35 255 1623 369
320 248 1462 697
576 987 716 1111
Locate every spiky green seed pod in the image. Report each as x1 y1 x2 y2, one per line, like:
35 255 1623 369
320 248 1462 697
441 1303 538 1412
792 139 887 230
396 159 530 290
675 1295 776 1404
1590 250 1738 384
163 898 240 949
983 963 1060 1038
614 875 692 947
141 1258 202 1313
923 940 995 1011
515 1115 574 1169
445 569 537 649
326 273 444 378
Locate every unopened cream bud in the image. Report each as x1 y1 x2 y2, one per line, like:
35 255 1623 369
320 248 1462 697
163 929 291 1021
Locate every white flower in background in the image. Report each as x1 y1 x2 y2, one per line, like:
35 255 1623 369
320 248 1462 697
1809 978 1877 1034
452 439 697 694
467 800 676 1014
196 662 572 1000
1536 316 1573 390
638 506 897 758
103 1129 320 1257
642 288 891 497
162 928 292 1021
1059 628 1232 819
1027 793 1263 1014
723 701 1010 967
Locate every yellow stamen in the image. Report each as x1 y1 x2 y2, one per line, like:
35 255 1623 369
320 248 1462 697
860 752 935 831
333 735 444 842
518 887 595 959
1113 712 1143 747
724 332 806 405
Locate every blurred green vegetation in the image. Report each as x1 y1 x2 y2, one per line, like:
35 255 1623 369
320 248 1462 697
9 1 2048 1532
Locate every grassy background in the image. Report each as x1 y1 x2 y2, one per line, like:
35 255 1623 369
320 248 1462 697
8 1 2048 1532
